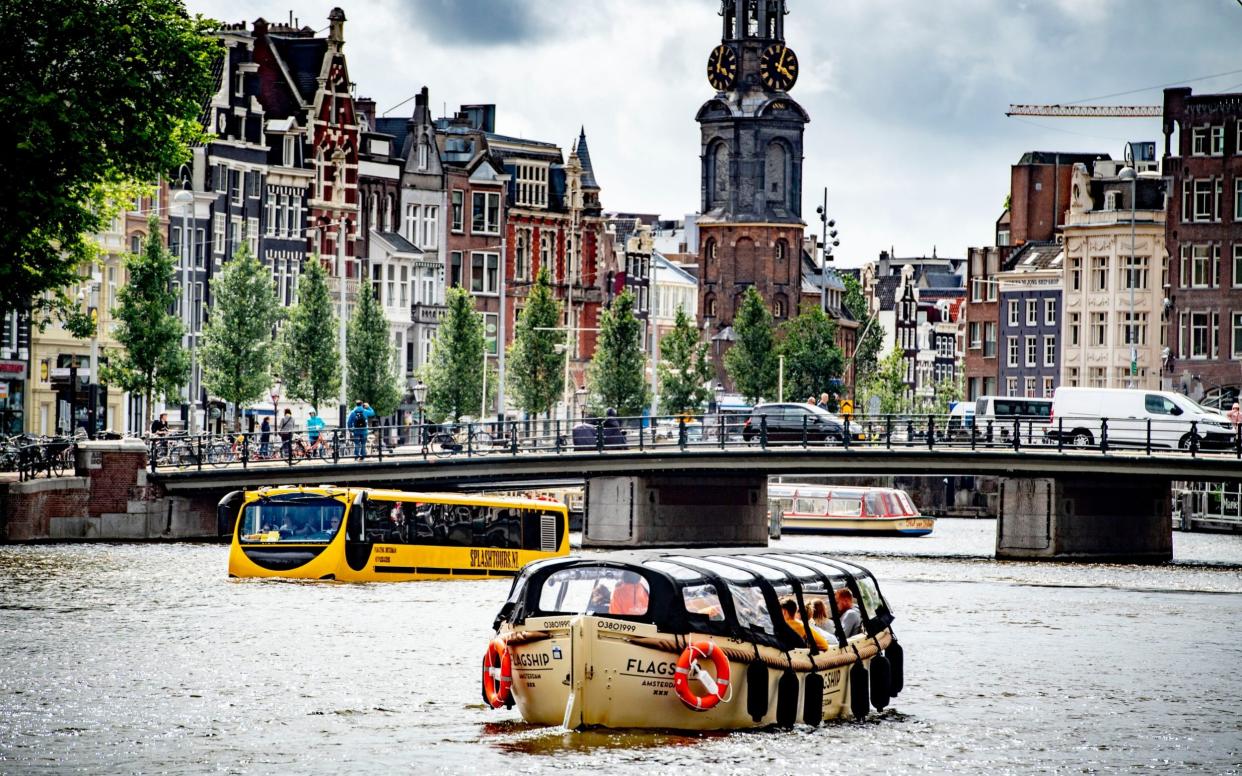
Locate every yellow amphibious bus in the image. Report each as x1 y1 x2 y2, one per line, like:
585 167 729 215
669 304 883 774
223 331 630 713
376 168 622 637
224 486 569 581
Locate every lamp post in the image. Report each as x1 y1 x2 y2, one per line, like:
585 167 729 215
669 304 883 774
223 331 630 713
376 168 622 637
412 378 427 441
336 215 349 428
76 274 102 438
555 343 572 422
173 185 196 433
1119 145 1139 389
271 379 282 422
816 188 839 314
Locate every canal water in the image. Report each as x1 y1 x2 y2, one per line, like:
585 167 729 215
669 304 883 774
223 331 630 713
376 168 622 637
1 520 1240 775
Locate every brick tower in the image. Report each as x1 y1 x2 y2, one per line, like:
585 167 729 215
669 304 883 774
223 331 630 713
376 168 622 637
697 0 809 358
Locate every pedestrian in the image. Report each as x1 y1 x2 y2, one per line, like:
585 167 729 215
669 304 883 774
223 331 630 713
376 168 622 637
806 396 816 406
1228 402 1241 432
278 408 295 458
150 412 170 458
259 416 271 458
348 400 375 459
306 409 325 455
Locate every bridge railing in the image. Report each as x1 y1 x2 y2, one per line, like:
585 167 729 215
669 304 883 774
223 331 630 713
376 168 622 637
144 412 1242 473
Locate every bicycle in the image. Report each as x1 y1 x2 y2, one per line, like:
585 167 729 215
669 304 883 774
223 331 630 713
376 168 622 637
427 423 494 458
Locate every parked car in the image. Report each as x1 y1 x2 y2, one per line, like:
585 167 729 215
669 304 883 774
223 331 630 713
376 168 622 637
741 403 865 444
1044 387 1236 450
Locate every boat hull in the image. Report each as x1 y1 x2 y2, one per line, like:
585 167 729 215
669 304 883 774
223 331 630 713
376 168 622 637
780 515 935 536
501 615 890 730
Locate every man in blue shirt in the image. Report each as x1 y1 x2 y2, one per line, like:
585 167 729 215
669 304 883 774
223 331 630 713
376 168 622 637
347 401 375 459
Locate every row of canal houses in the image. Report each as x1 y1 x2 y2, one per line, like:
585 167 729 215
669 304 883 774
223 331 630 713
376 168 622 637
173 9 614 431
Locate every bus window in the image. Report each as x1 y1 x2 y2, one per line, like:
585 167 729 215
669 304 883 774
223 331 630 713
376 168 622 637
239 497 344 543
476 507 521 549
364 500 410 543
445 504 474 546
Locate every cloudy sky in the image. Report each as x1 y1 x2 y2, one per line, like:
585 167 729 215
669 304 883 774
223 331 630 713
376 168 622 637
187 0 1242 267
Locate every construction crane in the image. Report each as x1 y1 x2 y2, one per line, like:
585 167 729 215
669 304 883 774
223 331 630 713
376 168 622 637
1006 104 1161 118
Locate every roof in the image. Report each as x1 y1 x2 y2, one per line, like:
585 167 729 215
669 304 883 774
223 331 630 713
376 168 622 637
1016 151 1111 167
270 35 328 104
653 251 697 285
576 127 600 189
875 276 901 310
371 231 423 256
374 117 411 161
921 271 963 290
1004 240 1063 271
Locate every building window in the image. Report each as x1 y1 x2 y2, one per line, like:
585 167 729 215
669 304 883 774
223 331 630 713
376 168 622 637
1008 300 1019 326
1234 244 1242 287
1025 336 1036 367
1189 311 1213 359
1069 257 1081 291
406 205 419 243
471 192 500 235
418 142 429 171
514 164 549 208
1044 335 1056 367
212 213 225 255
232 171 243 207
1069 312 1080 346
1091 312 1108 347
1043 376 1054 398
1191 179 1216 222
451 190 464 233
983 322 997 358
1088 367 1107 388
1210 125 1225 156
247 218 259 254
449 251 463 288
1233 312 1242 358
283 136 296 166
1192 126 1207 156
1091 256 1108 292
775 240 787 262
1025 298 1037 326
1024 376 1035 398
773 298 786 318
214 163 227 193
1006 377 1018 396
705 296 717 318
470 252 499 295
1235 179 1241 222
515 230 529 281
248 171 261 199
969 322 981 349
1121 255 1148 291
1120 312 1148 346
1044 297 1056 326
540 231 555 275
423 206 439 249
1006 336 1018 367
1185 244 1215 288
997 230 1010 247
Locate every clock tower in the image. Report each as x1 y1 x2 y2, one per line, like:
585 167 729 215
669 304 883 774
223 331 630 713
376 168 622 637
697 0 809 347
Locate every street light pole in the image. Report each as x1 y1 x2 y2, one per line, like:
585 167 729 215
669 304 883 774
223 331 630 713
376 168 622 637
173 186 194 432
1120 143 1138 389
497 233 507 422
816 188 839 314
337 215 348 427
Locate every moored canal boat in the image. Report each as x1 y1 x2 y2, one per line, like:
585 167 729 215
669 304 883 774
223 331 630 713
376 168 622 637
483 549 904 730
769 484 935 536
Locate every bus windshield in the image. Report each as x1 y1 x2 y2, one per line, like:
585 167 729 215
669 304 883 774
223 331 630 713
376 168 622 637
239 497 345 544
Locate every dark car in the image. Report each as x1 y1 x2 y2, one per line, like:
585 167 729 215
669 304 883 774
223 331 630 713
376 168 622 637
741 403 862 444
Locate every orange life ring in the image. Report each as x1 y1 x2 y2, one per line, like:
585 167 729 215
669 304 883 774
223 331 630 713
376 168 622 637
482 638 512 709
673 641 731 711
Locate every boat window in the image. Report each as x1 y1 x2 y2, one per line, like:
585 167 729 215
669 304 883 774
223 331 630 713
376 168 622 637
864 492 885 516
706 556 786 581
666 556 756 583
879 493 897 516
727 583 774 635
827 495 863 517
784 554 852 585
370 501 561 551
643 560 704 582
239 497 344 544
855 576 883 618
537 566 649 617
683 584 725 621
898 492 918 515
794 498 818 514
753 556 818 580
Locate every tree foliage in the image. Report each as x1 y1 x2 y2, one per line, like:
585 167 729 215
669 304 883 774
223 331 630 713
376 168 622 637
0 0 218 323
424 287 485 422
200 240 282 430
587 290 650 417
279 257 339 413
842 273 883 384
928 374 964 415
778 304 845 404
101 214 188 430
860 347 910 416
658 306 712 415
347 283 402 418
507 267 565 417
724 287 778 403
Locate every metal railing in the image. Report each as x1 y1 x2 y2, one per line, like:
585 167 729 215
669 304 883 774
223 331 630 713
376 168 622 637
144 412 1242 473
8 437 78 481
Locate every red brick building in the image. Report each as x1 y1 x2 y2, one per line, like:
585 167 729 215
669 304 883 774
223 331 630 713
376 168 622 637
1162 87 1242 402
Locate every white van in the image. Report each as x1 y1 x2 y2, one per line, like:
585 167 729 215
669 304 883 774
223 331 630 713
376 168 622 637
974 395 1053 443
1046 387 1236 450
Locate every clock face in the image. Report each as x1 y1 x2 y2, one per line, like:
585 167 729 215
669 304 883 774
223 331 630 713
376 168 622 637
759 44 799 92
707 44 738 92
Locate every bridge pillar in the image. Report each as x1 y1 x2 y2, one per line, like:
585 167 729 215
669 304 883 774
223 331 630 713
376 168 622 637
996 476 1172 563
583 474 768 548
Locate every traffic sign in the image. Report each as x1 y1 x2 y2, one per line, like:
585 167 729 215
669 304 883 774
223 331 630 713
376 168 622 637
839 399 854 417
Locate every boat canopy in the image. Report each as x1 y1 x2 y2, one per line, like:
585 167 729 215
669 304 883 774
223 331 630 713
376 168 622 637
495 548 895 652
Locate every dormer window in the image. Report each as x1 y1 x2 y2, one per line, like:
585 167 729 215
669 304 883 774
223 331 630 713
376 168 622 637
418 142 429 171
283 136 296 167
1104 191 1119 211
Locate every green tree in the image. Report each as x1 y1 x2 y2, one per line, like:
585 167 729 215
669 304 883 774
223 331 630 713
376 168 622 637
860 348 910 415
424 287 485 422
778 305 845 403
724 287 778 403
0 0 218 324
279 257 339 413
507 267 565 417
587 290 650 416
347 283 402 418
842 273 883 385
100 214 189 430
200 240 282 430
929 374 964 415
658 306 712 415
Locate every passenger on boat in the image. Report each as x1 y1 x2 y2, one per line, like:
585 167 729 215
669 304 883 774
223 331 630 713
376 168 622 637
835 588 863 638
587 584 612 614
807 599 835 642
609 571 649 615
780 599 829 650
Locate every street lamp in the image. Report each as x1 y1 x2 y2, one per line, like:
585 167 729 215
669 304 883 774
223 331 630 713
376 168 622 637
75 274 102 437
1119 144 1138 389
173 184 196 433
816 187 839 314
271 378 282 421
554 343 572 422
411 377 427 440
